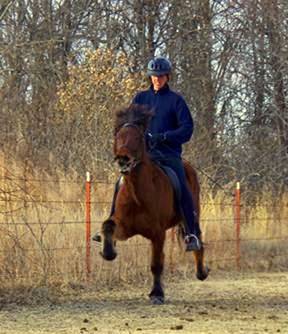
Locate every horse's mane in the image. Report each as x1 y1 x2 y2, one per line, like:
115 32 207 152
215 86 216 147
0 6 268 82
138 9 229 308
114 104 154 134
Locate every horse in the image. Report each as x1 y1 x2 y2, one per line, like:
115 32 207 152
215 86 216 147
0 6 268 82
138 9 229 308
100 104 209 304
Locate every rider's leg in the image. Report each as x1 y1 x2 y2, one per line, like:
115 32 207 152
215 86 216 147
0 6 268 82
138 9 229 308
160 157 201 251
108 176 122 216
92 177 122 242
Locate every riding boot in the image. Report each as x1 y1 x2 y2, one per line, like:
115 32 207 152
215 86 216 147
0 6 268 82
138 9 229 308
92 177 122 242
152 156 202 252
180 208 202 252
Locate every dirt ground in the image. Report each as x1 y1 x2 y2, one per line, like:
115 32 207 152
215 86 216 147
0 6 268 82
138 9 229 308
0 272 288 334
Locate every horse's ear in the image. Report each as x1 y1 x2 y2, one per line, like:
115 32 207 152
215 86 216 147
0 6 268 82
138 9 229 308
114 103 154 133
142 109 154 130
137 124 146 134
134 104 154 130
114 106 128 134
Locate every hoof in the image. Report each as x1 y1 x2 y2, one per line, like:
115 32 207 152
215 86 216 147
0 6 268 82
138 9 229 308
99 251 117 261
150 296 164 305
196 266 210 281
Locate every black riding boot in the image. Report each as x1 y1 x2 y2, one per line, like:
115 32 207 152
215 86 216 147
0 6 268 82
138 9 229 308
178 207 202 252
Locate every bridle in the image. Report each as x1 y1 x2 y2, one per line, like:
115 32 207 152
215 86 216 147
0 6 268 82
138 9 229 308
115 122 144 174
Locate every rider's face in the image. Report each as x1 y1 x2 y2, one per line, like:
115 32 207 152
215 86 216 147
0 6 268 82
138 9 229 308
151 75 168 91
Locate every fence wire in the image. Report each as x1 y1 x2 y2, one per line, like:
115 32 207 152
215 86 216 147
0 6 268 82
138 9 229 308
0 177 287 284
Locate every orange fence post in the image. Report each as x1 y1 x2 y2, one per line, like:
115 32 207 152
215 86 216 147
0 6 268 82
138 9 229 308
85 172 91 278
234 181 241 270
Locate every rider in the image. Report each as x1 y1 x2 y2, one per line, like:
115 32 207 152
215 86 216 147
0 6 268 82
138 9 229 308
132 56 201 251
93 56 201 252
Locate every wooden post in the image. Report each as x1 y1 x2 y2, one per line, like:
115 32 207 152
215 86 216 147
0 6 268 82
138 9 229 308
85 172 91 278
235 181 241 270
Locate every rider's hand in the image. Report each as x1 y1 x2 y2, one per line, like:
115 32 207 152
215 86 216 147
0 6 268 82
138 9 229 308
148 133 166 147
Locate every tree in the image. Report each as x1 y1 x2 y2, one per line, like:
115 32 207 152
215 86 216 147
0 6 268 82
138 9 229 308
56 48 145 175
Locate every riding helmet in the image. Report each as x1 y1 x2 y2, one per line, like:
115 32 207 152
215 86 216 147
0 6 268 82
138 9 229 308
147 56 172 76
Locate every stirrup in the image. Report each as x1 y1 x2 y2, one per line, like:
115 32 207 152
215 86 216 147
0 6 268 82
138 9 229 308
184 234 201 252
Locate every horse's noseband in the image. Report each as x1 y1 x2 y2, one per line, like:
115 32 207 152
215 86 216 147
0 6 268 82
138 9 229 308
117 156 141 174
115 123 143 174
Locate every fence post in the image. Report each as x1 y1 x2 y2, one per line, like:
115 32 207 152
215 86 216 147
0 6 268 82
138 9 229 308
85 172 91 278
234 181 241 270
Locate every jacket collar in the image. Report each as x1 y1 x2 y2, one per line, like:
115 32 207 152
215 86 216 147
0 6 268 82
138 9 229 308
150 84 170 95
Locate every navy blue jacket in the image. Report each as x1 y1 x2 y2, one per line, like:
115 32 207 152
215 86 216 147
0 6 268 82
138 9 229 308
132 84 193 158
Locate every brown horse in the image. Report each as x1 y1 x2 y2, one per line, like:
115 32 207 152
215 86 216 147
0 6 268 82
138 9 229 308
100 104 209 304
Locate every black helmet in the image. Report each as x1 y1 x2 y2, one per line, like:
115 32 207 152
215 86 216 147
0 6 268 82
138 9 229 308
147 56 172 76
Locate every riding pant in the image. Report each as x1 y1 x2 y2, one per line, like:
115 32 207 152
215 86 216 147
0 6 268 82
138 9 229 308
151 156 201 237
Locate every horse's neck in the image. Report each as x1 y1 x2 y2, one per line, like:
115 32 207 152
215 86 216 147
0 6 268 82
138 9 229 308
124 156 154 204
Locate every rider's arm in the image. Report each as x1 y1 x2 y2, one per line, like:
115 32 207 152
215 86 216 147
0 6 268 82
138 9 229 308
164 96 193 145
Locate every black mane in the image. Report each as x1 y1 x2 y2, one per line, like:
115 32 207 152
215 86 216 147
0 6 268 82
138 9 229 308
114 104 153 134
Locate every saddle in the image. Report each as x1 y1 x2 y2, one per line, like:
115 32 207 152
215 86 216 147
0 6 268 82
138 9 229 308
156 163 182 212
156 163 190 238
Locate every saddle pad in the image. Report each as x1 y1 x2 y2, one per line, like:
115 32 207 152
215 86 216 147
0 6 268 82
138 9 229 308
159 165 182 209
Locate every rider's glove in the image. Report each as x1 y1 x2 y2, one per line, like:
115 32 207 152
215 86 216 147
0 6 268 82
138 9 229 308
148 133 166 147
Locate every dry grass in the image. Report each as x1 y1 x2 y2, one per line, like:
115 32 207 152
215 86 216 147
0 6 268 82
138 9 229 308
0 157 287 295
2 272 288 333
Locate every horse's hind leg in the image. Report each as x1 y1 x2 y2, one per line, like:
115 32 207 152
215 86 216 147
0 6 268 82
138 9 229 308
149 235 165 305
193 244 210 281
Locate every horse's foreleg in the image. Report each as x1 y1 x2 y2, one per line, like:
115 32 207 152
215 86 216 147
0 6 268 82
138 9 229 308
100 219 117 261
193 242 210 281
149 235 165 304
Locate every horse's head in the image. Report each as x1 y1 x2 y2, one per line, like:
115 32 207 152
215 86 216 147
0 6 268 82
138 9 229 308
114 123 145 174
114 104 153 175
